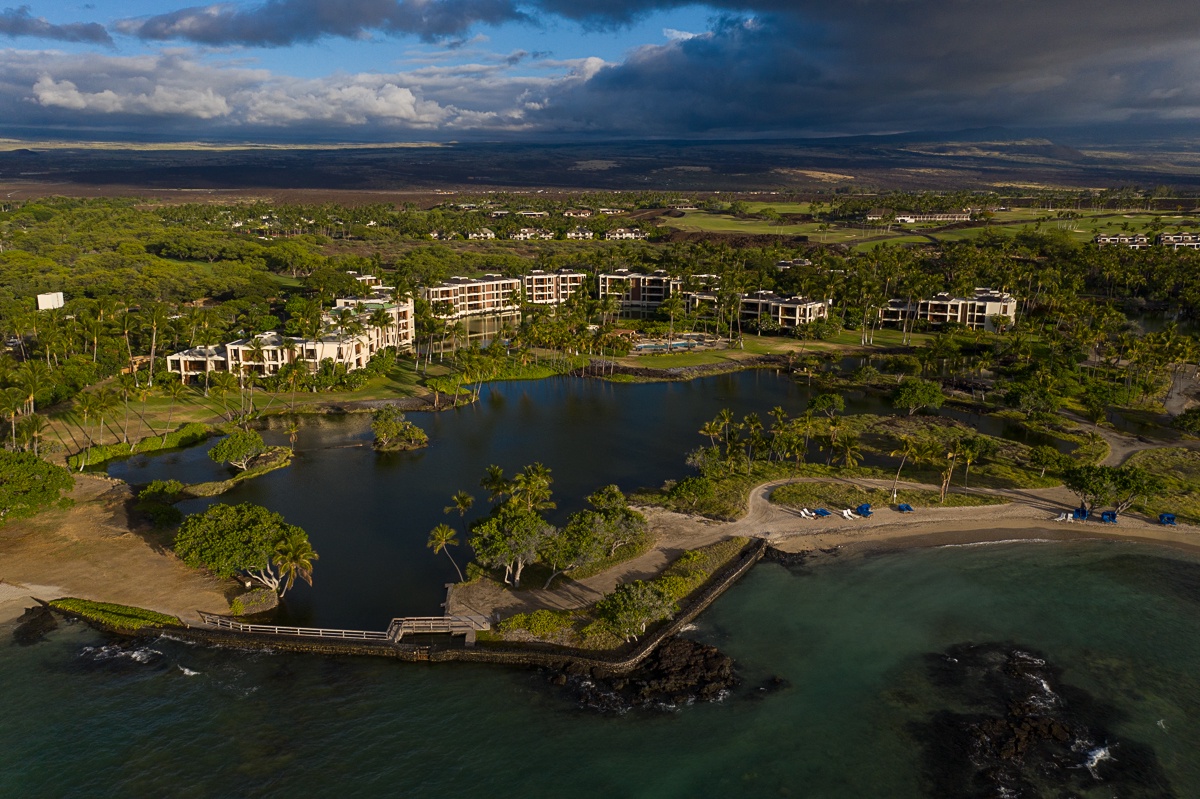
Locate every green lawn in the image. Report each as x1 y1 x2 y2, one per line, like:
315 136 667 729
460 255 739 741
770 481 1007 511
1126 448 1200 524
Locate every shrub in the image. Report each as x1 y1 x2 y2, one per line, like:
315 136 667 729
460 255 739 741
49 598 181 630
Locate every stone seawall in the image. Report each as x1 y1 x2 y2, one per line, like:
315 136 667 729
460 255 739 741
83 539 769 671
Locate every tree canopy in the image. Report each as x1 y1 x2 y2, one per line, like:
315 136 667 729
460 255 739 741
0 451 73 524
209 430 266 471
174 502 316 595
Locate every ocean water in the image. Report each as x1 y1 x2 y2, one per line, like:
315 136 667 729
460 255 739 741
5 541 1199 798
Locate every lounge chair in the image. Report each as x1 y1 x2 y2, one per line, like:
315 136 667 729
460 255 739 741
1072 507 1090 522
799 508 815 519
1100 511 1118 524
856 503 873 518
813 508 832 518
897 503 915 513
1160 513 1177 526
843 509 862 520
1053 512 1069 522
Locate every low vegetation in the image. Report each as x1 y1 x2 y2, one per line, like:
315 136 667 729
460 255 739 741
0 451 74 525
1119 449 1199 523
48 598 182 631
492 538 751 649
770 481 1007 511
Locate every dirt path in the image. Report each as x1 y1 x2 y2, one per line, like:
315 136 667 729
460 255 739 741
0 475 232 624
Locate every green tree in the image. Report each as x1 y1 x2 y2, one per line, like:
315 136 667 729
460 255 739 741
174 502 314 594
209 429 266 471
427 523 465 582
892 378 945 416
1062 465 1113 512
594 581 676 642
1029 445 1065 478
810 392 845 419
0 451 73 524
1109 466 1165 514
272 526 319 597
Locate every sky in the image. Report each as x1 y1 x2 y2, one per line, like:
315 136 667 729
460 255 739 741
1 0 1200 142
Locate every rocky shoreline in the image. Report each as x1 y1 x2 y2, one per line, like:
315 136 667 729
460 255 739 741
547 636 739 712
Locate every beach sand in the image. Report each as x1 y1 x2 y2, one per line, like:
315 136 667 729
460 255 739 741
0 474 232 625
449 477 1200 619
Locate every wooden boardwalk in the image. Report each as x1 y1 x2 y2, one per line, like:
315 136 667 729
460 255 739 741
196 611 491 644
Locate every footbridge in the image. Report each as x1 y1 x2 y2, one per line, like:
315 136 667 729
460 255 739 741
196 612 491 645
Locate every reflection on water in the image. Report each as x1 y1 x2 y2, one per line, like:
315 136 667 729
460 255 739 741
109 370 1081 627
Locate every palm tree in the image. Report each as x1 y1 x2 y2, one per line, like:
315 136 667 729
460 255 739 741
285 420 300 453
16 361 51 415
159 379 188 445
272 529 319 597
511 462 554 512
208 371 238 419
699 419 722 448
73 391 98 468
838 435 863 468
481 464 511 503
427 523 465 582
444 489 475 536
0 387 23 450
25 413 48 456
889 435 920 501
91 387 119 447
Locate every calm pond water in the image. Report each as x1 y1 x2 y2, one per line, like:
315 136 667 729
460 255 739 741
107 370 1075 628
5 542 1199 798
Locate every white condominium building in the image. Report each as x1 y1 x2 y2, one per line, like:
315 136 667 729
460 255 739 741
880 288 1017 332
1095 234 1150 249
738 291 830 328
421 274 523 318
523 269 586 305
1157 232 1200 250
167 297 414 383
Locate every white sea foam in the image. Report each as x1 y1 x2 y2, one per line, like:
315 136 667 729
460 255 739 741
1084 745 1114 779
938 538 1056 549
178 666 201 677
81 644 163 664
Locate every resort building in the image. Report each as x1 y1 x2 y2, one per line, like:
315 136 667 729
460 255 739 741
1095 233 1151 249
879 288 1017 332
681 290 829 328
523 269 587 306
566 227 594 240
421 274 523 318
510 228 553 241
605 228 647 240
738 291 830 328
893 213 972 224
467 228 496 240
598 269 680 315
517 211 549 218
1156 232 1200 250
563 209 593 218
167 297 414 383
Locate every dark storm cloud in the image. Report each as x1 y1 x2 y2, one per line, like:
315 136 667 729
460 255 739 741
117 0 529 46
533 1 1200 135
0 5 112 44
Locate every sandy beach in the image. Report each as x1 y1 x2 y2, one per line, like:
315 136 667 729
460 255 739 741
0 474 231 625
449 477 1200 619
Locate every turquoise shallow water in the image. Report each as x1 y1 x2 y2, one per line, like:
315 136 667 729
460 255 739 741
5 541 1199 798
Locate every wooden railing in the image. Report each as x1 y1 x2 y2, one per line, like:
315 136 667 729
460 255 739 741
387 615 491 641
197 612 389 640
196 612 491 643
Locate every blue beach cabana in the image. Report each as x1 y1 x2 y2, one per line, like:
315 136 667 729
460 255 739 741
1099 511 1118 524
856 503 873 518
897 503 915 513
1160 513 1177 526
1072 507 1090 522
